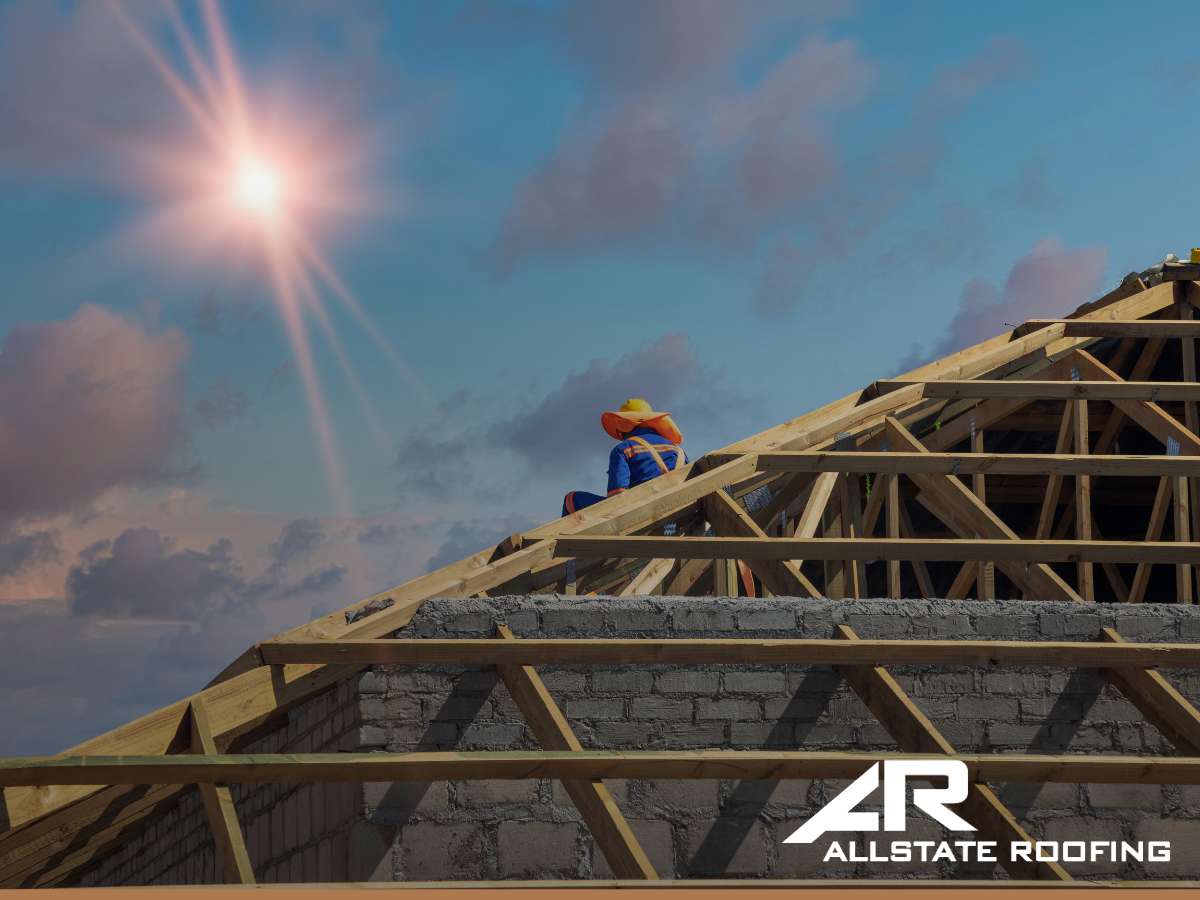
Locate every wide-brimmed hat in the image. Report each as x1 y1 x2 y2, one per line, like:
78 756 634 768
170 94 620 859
601 398 683 444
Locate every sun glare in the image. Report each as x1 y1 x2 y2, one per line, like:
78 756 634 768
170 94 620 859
234 158 282 215
107 0 428 533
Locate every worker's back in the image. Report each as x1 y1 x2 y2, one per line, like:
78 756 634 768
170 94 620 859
608 427 685 494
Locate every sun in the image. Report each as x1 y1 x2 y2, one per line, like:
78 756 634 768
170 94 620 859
234 158 283 216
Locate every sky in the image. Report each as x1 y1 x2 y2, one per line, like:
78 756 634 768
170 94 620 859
2 0 1200 755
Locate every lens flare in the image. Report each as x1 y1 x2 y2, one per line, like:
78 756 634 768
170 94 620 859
234 159 282 215
105 0 427 535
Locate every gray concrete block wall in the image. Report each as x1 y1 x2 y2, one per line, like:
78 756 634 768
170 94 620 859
74 596 1200 884
76 679 362 887
357 596 1200 882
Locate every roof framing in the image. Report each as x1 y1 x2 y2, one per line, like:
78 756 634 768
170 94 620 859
3 273 1200 885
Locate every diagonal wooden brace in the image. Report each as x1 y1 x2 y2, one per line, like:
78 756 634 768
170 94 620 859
188 698 254 884
833 625 1069 881
494 625 657 879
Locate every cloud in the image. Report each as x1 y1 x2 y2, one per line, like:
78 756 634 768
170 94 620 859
356 522 399 545
0 530 60 579
193 379 249 430
0 305 188 531
0 1 172 175
489 333 701 473
917 36 1032 118
901 238 1108 369
392 433 475 501
277 563 347 600
425 515 537 573
67 527 243 621
496 12 873 266
269 517 326 572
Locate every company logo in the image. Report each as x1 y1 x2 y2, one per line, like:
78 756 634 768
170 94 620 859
784 760 974 844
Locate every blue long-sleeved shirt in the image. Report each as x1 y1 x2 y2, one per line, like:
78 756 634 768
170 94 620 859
606 427 687 495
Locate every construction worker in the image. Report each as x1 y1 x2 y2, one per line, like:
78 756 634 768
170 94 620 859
562 398 687 516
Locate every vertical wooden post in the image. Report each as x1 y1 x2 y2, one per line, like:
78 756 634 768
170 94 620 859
1169 436 1194 604
971 423 994 600
885 474 902 598
822 477 846 599
840 476 867 599
189 699 255 884
1072 374 1095 601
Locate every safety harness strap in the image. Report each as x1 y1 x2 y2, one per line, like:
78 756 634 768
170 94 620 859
628 436 681 474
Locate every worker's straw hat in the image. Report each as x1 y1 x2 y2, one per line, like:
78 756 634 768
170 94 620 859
601 398 683 444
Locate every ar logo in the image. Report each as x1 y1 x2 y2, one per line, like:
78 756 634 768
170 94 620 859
783 760 976 843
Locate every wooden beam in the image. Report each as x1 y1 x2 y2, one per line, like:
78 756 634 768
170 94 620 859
1180 290 1200 598
838 476 867 599
261 637 1200 669
1070 349 1200 455
882 417 1082 602
733 451 1200 478
495 625 655 880
188 699 254 885
833 625 1067 881
1073 397 1094 602
704 490 821 598
898 504 935 598
885 474 902 597
1035 405 1074 540
618 558 676 597
1016 319 1200 338
1100 628 1200 755
1129 476 1173 603
878 380 1200 402
7 751 1200 787
556 535 1200 565
971 426 995 601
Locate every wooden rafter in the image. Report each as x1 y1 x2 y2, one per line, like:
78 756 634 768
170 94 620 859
188 699 254 885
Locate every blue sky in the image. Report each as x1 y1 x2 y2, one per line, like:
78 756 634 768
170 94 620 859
1 0 1199 753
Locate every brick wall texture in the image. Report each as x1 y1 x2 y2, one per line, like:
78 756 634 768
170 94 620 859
80 596 1200 884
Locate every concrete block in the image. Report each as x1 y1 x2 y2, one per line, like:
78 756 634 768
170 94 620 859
592 670 654 694
723 671 786 694
696 698 760 721
736 609 796 631
1087 782 1162 811
672 609 735 632
456 778 541 808
610 610 670 631
553 779 631 808
458 722 526 747
645 779 720 811
645 722 727 747
399 823 485 880
957 696 1018 720
683 820 769 876
845 614 910 637
543 608 606 634
655 671 719 694
498 821 582 878
631 698 692 721
444 613 495 634
986 723 1042 749
592 819 674 877
763 693 833 722
565 698 625 720
730 722 795 747
364 781 449 824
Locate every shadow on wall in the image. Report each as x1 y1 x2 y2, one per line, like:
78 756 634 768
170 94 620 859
352 675 498 881
685 667 844 876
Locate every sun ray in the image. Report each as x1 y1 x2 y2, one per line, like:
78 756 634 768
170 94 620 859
105 0 422 519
